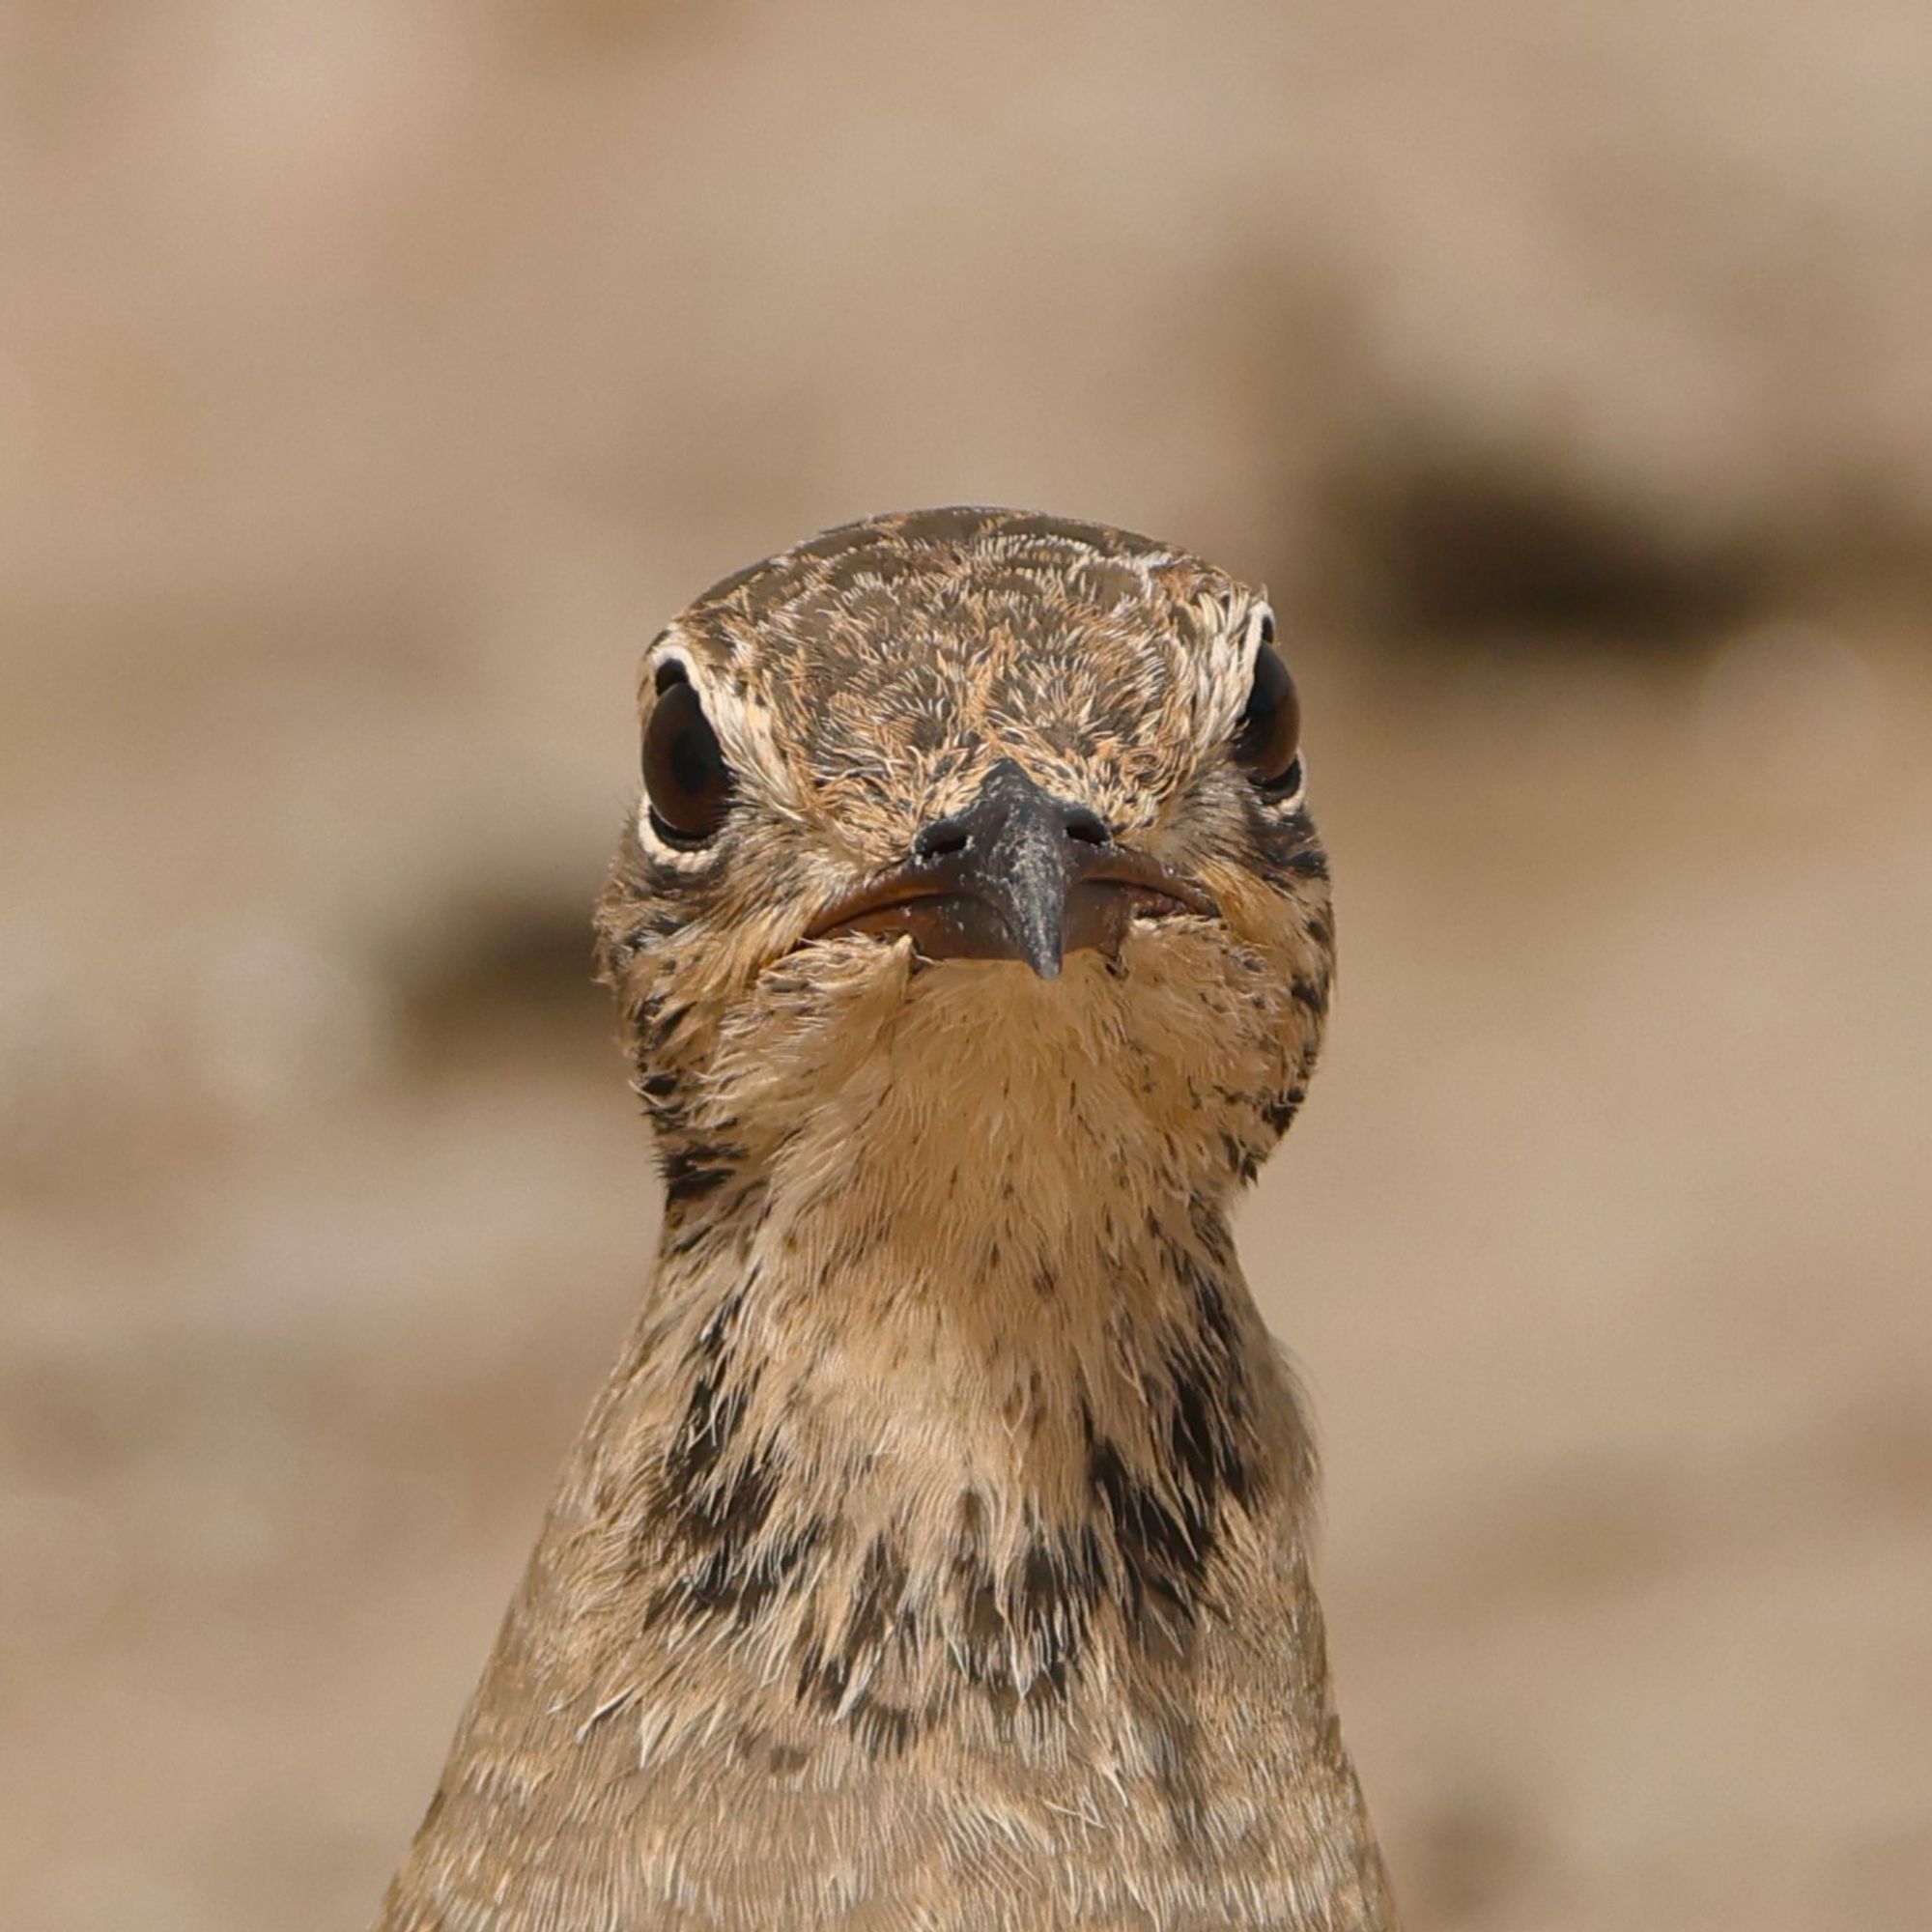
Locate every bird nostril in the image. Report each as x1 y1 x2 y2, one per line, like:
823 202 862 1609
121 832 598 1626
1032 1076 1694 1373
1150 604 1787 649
914 817 972 861
1063 808 1110 847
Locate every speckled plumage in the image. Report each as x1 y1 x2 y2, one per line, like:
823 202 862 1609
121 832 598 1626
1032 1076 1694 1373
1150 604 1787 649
376 508 1395 1930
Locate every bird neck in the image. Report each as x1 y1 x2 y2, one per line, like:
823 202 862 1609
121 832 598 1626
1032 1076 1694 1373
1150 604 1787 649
646 1160 1271 1544
644 986 1294 1507
539 1071 1316 1755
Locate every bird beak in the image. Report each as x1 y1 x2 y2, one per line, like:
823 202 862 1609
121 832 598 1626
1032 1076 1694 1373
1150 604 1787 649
806 759 1216 979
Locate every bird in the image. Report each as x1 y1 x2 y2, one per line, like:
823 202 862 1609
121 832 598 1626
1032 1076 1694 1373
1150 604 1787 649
375 506 1395 1930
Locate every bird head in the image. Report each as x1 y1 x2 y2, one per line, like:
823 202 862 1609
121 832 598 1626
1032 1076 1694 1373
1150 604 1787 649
595 508 1334 1223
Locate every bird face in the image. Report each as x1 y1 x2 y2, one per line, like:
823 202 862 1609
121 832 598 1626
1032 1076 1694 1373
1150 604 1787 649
596 508 1334 1209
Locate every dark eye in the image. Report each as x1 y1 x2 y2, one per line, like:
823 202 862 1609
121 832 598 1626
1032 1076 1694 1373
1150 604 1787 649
1233 634 1303 794
642 665 733 844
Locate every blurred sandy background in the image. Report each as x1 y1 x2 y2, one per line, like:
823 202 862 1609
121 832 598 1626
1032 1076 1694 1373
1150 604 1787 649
4 5 1930 1928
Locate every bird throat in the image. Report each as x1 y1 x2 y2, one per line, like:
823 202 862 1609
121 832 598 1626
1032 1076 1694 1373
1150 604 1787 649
540 978 1314 1767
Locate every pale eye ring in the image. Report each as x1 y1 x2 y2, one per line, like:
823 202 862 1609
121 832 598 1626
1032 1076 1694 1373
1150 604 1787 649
642 664 734 845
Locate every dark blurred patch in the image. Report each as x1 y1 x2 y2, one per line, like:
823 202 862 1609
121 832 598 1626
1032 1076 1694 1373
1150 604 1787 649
1829 1376 1932 1520
1486 1460 1692 1604
1324 440 1765 646
1827 1821 1932 1932
497 0 730 58
1404 1791 1543 1925
397 898 611 1071
1782 471 1932 611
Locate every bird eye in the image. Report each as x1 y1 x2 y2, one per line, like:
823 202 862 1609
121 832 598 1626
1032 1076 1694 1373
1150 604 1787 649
1233 630 1303 795
642 665 733 844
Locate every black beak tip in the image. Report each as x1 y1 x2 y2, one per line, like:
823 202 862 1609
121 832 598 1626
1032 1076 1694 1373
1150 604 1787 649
1009 901 1065 980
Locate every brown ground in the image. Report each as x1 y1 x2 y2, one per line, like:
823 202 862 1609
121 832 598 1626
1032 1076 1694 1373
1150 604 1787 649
3 6 1928 1929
